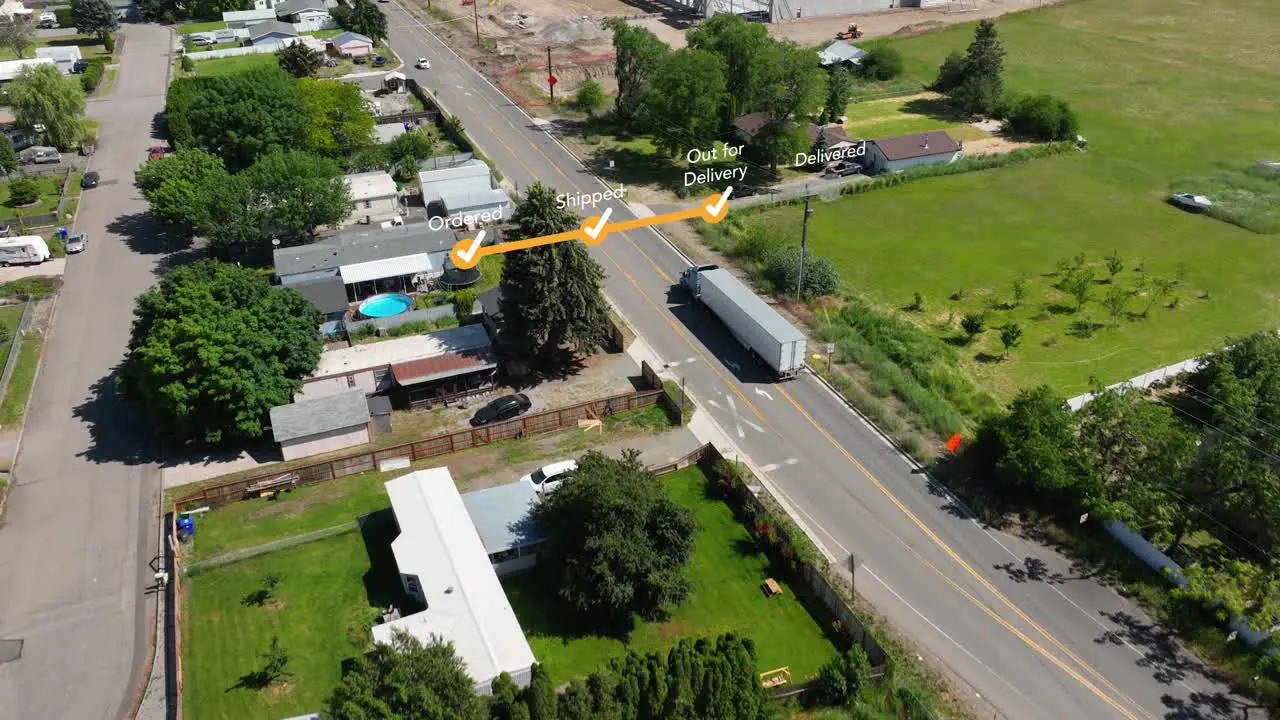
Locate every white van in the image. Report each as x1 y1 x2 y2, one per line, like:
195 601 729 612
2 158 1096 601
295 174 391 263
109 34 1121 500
0 236 51 266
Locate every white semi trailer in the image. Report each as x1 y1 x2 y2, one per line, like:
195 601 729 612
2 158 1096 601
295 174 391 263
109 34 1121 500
681 263 806 380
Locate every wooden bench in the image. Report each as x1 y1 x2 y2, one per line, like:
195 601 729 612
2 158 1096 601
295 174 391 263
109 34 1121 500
760 667 791 688
245 473 299 499
762 578 782 597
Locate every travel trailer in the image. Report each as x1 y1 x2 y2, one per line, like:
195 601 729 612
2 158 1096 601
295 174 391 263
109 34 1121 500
0 235 51 265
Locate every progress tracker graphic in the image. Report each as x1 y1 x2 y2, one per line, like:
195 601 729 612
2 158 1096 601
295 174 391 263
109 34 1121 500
449 187 735 270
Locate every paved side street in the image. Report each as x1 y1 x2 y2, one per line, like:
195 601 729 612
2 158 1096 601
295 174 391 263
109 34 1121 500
0 23 174 720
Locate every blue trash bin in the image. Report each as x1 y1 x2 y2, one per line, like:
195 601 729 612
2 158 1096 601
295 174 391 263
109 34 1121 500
177 515 195 537
55 227 69 240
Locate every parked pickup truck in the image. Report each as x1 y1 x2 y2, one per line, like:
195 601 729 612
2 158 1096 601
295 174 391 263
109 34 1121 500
681 264 807 379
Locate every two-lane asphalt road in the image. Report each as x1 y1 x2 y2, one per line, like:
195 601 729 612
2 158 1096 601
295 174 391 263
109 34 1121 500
0 24 172 720
386 6 1249 719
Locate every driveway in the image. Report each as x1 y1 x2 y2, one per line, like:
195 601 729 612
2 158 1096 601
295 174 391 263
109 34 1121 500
0 259 65 282
0 23 175 720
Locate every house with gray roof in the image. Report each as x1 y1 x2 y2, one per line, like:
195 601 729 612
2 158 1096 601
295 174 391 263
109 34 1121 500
273 222 458 302
818 40 866 68
249 19 300 46
269 389 372 461
34 46 82 75
461 481 546 576
275 0 332 32
289 276 350 336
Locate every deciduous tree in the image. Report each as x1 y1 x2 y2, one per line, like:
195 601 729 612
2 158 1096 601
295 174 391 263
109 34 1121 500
121 259 322 446
571 77 604 116
326 630 486 720
999 323 1022 357
297 77 376 158
179 66 306 170
533 449 697 623
71 0 119 39
606 19 669 130
331 0 387 43
0 19 34 58
644 48 727 157
8 64 87 149
856 45 903 82
961 312 985 340
763 245 839 299
134 148 229 233
933 50 966 92
499 182 610 364
242 150 351 241
980 385 1090 503
687 13 774 126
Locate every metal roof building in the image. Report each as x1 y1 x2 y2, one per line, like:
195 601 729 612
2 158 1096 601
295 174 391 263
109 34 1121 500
374 468 537 694
462 481 545 559
818 40 867 67
273 223 456 290
419 160 514 220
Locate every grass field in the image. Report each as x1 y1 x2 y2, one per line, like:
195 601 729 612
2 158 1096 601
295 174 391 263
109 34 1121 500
178 20 227 34
841 92 989 143
505 466 837 685
0 304 24 367
181 528 389 720
0 323 44 425
0 35 113 62
737 0 1280 399
0 171 80 222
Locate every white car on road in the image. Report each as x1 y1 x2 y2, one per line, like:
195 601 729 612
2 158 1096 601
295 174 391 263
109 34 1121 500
416 57 431 69
522 460 576 495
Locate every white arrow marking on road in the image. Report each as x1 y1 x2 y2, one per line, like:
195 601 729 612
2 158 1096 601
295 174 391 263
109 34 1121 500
753 387 773 400
706 399 724 411
759 463 779 472
740 417 765 434
726 396 745 438
686 356 696 363
784 458 799 466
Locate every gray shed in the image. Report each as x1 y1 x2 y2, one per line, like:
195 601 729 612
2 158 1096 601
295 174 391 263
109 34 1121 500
269 390 372 461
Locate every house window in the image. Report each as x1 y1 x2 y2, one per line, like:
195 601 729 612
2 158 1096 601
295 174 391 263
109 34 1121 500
364 200 372 209
347 375 357 388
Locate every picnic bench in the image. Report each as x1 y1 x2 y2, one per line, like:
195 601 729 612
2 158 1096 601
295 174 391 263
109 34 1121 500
762 578 782 597
760 667 791 688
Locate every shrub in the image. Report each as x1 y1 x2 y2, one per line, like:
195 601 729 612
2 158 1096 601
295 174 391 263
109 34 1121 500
103 32 116 53
180 54 195 73
961 312 985 338
857 45 904 82
6 178 39 206
451 287 478 321
54 6 73 27
571 77 604 116
762 245 840 299
80 59 106 93
1006 94 1079 141
730 219 788 262
812 648 871 707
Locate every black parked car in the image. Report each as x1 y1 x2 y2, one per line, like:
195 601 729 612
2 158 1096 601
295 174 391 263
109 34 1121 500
80 171 99 189
72 59 89 74
470 393 532 427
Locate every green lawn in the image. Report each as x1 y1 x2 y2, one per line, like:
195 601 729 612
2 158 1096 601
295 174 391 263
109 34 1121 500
0 322 44 425
0 304 25 367
505 466 838 685
0 172 76 222
181 524 394 720
189 52 278 77
841 92 988 142
179 19 227 34
0 36 113 62
738 0 1280 399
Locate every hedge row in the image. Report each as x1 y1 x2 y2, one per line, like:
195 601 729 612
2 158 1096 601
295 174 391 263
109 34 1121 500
81 59 107 94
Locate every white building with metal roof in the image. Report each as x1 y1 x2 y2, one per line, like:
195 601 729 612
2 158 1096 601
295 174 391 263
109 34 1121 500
418 160 514 221
343 171 401 227
374 468 538 694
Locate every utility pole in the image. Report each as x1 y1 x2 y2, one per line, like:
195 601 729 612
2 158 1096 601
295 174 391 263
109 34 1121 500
472 0 481 48
547 46 554 104
849 552 858 594
679 376 687 425
796 187 812 303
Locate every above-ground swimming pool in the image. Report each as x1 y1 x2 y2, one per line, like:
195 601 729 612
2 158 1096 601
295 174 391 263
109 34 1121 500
358 293 413 318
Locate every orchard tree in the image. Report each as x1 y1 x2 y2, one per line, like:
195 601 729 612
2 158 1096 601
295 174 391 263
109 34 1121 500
606 19 669 130
0 19 34 59
134 148 230 233
1063 268 1095 310
644 48 727 157
326 630 486 720
533 449 697 623
8 64 87 149
72 0 119 39
960 312 985 340
243 150 351 241
687 13 774 126
331 0 387 43
999 323 1022 358
277 41 325 78
821 65 852 124
499 182 610 364
298 78 376 158
121 260 322 446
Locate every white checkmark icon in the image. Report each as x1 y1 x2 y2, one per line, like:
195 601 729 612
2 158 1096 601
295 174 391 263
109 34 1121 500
457 230 485 263
706 186 733 216
583 207 612 240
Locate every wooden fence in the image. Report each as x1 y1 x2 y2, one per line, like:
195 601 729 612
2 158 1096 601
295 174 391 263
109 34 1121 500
176 370 673 512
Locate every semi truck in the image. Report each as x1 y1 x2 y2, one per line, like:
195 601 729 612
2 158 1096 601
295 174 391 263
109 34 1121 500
681 263 806 379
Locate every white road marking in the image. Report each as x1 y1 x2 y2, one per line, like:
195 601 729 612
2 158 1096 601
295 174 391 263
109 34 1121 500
753 387 773 400
759 463 779 472
686 356 696 363
784 458 799 466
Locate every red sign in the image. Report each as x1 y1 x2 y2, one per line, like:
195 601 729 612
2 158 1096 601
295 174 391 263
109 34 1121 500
946 433 962 453
548 75 558 87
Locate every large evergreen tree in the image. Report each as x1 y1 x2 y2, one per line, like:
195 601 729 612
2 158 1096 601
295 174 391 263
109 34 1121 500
121 260 322 446
533 449 697 623
821 65 852 124
498 183 610 365
71 0 119 40
951 19 1005 116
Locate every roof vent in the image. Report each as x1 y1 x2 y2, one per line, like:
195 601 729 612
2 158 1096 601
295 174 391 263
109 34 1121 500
445 586 454 594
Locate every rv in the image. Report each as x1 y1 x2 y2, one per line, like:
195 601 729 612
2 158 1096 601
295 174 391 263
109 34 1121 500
0 236 52 266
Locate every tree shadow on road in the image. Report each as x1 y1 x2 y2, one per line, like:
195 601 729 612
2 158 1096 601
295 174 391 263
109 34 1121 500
105 211 198 269
72 367 163 466
1161 690 1257 720
1096 609 1215 688
992 556 1068 585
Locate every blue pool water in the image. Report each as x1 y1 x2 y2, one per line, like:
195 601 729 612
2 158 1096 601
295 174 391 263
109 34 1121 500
359 293 413 318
